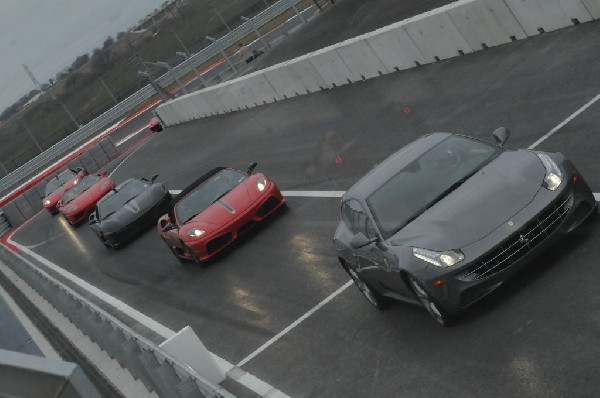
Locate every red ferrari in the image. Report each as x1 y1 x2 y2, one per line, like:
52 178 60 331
158 163 285 264
58 172 114 226
149 117 163 132
42 168 88 214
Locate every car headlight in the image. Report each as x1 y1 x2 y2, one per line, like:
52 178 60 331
413 248 464 267
536 153 563 191
43 199 51 206
65 204 78 213
257 177 267 192
187 228 205 238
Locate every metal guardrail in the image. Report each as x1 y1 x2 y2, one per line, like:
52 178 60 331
1 136 120 230
0 244 233 398
0 0 307 196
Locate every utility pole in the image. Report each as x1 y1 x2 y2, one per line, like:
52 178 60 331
21 123 43 153
172 31 191 55
98 77 118 104
211 3 231 32
52 94 79 129
22 64 43 92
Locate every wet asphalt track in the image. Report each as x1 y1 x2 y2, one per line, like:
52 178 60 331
9 4 600 398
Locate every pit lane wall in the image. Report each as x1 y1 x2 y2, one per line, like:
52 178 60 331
156 0 600 124
0 137 119 234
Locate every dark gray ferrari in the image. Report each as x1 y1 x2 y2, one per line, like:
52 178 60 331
89 175 171 248
334 128 597 326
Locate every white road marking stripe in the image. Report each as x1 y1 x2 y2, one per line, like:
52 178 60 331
8 239 176 339
594 193 599 201
237 280 353 368
281 190 344 197
116 124 149 147
6 236 288 397
168 189 345 198
528 93 600 149
109 145 143 178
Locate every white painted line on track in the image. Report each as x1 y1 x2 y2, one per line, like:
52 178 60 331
8 238 176 339
116 124 149 147
594 193 599 201
168 189 345 198
528 93 600 149
6 236 289 397
237 280 353 368
281 190 344 197
109 145 143 178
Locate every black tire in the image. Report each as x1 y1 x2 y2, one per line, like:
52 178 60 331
183 242 205 266
408 276 454 327
99 234 112 249
162 238 186 263
341 259 390 310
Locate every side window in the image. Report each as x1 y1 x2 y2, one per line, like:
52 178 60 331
341 199 377 239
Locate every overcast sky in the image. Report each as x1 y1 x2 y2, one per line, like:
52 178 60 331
0 0 167 112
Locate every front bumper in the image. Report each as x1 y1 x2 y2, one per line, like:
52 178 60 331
104 194 172 246
415 170 596 315
183 186 285 261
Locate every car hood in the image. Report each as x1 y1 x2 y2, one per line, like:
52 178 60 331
187 181 253 226
389 150 545 250
68 179 112 209
44 189 64 205
100 188 164 232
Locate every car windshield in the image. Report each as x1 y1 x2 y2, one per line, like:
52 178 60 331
44 170 76 195
175 169 247 224
62 175 101 204
366 136 499 239
97 180 149 220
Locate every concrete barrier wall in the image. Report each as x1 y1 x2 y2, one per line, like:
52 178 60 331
0 137 120 230
156 0 600 126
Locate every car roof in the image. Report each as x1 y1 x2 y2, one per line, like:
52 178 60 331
343 133 451 201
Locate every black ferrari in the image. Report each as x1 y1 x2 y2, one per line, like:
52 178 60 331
334 128 597 326
89 175 171 248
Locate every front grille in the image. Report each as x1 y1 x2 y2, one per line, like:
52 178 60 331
207 232 233 255
256 196 281 218
458 194 572 281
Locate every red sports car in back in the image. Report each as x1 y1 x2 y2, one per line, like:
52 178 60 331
158 163 285 264
58 172 114 226
42 168 87 214
149 117 163 132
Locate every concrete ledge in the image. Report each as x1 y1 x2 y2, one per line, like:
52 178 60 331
156 0 600 126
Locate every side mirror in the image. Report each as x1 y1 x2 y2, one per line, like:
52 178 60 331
492 127 510 146
246 162 258 174
349 232 376 249
162 223 177 232
97 170 108 177
57 200 63 208
88 213 98 225
150 174 159 183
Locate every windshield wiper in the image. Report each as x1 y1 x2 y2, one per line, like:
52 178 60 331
102 211 116 220
182 212 200 225
213 189 233 203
